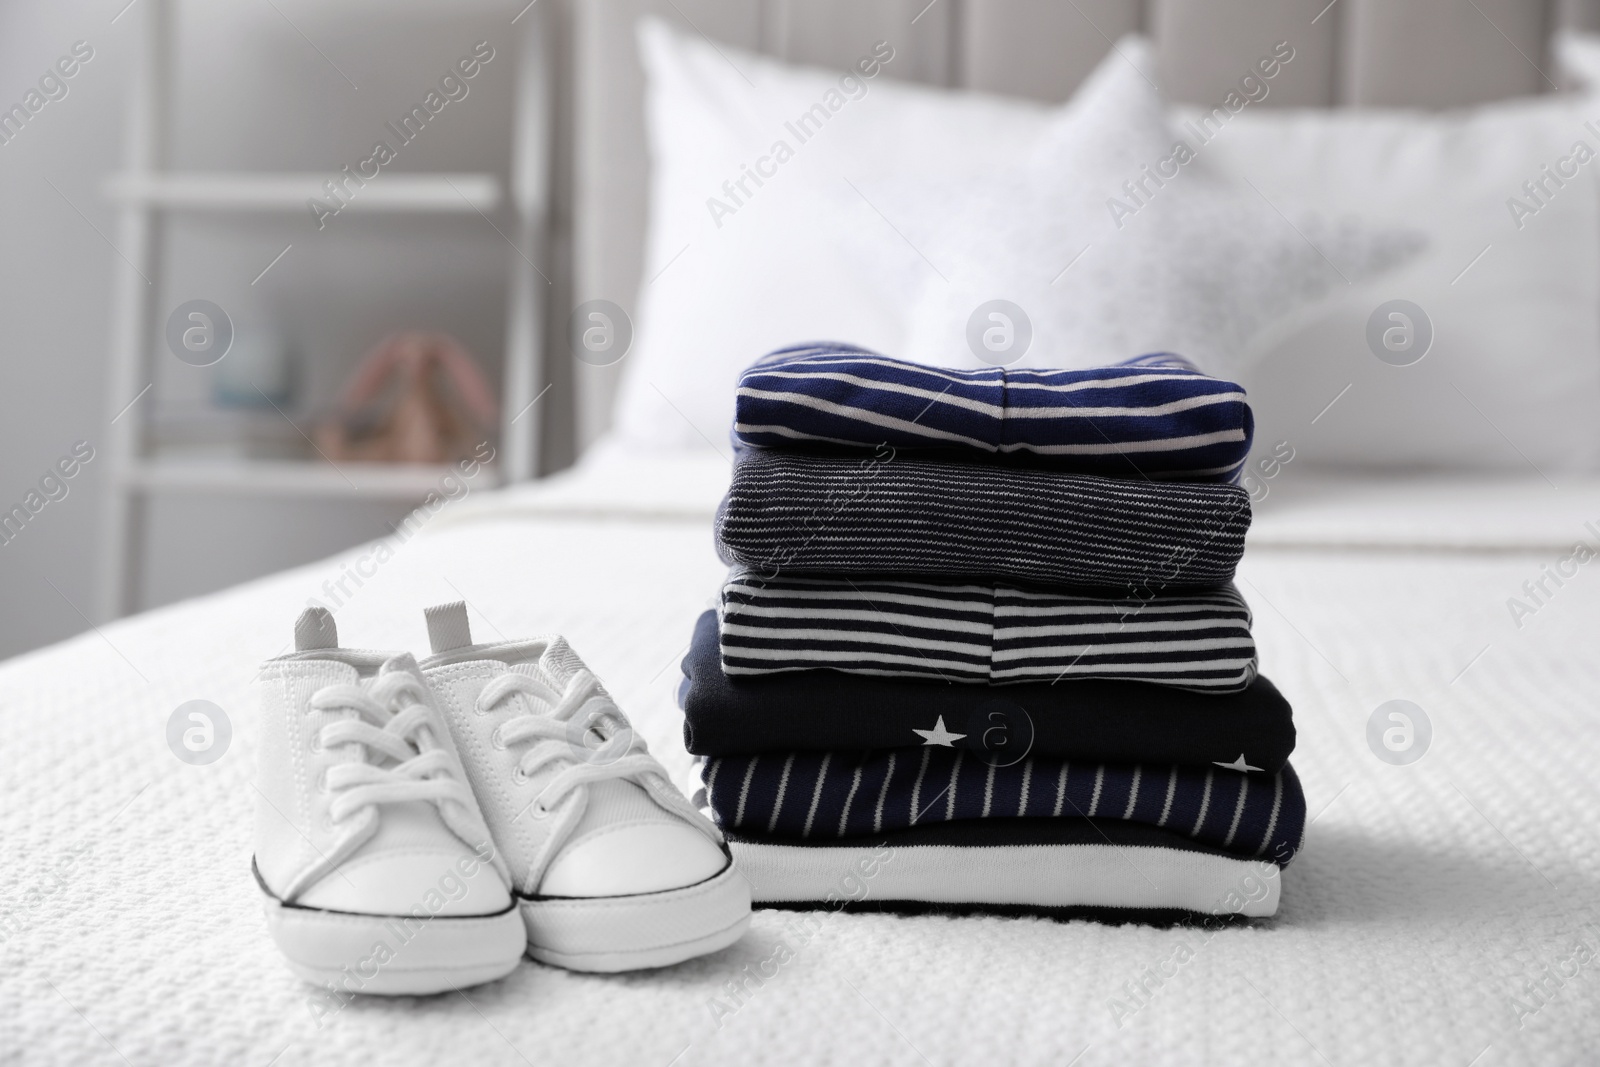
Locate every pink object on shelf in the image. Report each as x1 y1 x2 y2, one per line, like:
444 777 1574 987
317 332 498 465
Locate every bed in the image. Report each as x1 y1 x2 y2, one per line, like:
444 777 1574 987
9 0 1600 1063
4 448 1599 1065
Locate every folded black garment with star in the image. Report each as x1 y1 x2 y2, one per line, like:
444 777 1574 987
715 449 1251 594
678 611 1295 772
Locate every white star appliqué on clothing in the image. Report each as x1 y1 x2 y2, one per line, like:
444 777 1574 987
913 715 967 747
1213 754 1263 773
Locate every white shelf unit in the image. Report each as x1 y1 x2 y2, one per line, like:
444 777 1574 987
103 172 501 212
122 458 499 499
96 0 550 621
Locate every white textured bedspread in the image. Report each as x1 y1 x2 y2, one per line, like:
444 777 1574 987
3 451 1599 1066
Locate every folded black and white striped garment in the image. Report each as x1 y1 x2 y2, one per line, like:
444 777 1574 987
734 344 1253 482
716 450 1252 594
680 611 1297 771
724 819 1286 918
700 749 1304 866
719 569 1258 691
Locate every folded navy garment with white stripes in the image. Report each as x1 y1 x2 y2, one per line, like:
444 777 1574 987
734 343 1253 481
680 611 1296 771
701 749 1304 865
716 450 1251 593
719 568 1257 691
723 819 1289 917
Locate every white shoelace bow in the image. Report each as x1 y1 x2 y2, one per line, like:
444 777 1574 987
287 671 484 900
478 669 659 819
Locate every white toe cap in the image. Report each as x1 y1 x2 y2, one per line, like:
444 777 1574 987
539 823 727 898
297 848 513 916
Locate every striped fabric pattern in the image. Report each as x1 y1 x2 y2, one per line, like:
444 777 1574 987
717 450 1252 593
679 610 1299 769
719 571 1258 691
734 343 1254 482
701 750 1304 866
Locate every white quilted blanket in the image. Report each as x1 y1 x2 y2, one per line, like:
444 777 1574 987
4 449 1599 1066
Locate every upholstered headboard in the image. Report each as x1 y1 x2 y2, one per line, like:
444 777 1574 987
564 0 1600 453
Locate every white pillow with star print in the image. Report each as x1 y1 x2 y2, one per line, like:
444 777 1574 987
898 36 1423 381
1198 44 1600 473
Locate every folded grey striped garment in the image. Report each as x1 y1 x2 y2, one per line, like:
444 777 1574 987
716 450 1251 594
724 820 1284 918
733 344 1254 481
719 570 1258 691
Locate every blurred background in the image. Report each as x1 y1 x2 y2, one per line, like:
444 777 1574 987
6 0 1600 660
0 0 577 656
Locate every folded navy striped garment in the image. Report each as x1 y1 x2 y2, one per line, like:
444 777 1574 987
734 343 1253 482
701 749 1304 866
716 450 1251 594
680 611 1297 771
719 569 1257 691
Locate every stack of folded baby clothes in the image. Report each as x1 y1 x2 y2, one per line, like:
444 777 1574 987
679 342 1305 920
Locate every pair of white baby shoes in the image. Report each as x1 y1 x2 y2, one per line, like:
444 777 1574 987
252 602 750 995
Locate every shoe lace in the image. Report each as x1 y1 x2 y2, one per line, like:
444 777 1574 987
290 671 483 898
477 669 660 819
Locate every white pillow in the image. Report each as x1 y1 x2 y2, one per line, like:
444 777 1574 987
616 20 1600 474
1554 28 1600 90
612 18 1049 452
1203 89 1600 473
898 38 1422 379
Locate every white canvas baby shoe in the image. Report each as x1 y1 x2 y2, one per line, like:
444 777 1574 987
253 607 525 996
418 601 751 972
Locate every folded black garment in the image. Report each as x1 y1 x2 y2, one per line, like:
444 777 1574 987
725 818 1287 918
719 568 1258 692
733 344 1254 481
715 450 1251 594
680 611 1295 771
702 749 1305 866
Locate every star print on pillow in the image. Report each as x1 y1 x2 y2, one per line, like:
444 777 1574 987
902 36 1424 380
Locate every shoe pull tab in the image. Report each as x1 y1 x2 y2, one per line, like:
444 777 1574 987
424 601 473 654
295 607 338 651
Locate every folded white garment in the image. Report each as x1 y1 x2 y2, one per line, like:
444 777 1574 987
727 821 1282 919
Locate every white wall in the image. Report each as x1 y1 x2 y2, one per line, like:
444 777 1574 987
0 1 128 658
0 0 541 659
